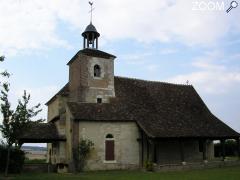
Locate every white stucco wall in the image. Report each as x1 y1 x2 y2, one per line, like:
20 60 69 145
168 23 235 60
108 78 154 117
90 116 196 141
78 121 140 170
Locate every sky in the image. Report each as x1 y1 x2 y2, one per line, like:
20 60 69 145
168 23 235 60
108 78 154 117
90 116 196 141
0 0 240 147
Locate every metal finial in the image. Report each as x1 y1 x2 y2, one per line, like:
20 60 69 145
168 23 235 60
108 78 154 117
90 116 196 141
89 1 94 23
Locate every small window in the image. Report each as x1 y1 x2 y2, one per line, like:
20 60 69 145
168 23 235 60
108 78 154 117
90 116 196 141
94 64 101 77
97 98 102 103
106 134 114 138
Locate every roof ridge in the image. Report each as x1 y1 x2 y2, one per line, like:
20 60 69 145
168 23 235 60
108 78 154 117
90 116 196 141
114 76 192 87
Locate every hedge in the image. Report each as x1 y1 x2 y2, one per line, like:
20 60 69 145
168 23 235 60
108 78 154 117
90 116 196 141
0 145 25 173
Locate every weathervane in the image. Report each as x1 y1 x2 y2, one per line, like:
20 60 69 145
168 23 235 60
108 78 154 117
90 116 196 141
89 1 94 23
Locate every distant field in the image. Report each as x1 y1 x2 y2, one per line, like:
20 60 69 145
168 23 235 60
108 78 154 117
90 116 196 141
4 166 240 180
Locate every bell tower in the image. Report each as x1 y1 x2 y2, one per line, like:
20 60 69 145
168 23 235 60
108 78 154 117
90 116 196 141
82 1 100 49
68 2 116 103
82 23 100 49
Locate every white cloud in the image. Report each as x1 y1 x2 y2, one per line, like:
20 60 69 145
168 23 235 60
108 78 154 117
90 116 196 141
9 85 59 121
159 48 178 55
120 52 152 65
96 0 240 45
0 0 74 56
0 0 240 55
0 85 59 142
146 64 159 72
167 51 240 94
169 71 240 94
230 53 240 60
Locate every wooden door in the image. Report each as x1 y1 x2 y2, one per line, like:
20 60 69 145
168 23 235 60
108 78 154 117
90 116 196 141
105 140 114 161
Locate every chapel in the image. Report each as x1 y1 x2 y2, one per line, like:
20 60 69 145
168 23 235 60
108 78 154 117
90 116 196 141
19 12 240 173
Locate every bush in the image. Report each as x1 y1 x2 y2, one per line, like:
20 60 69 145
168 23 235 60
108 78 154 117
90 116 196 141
144 160 154 171
73 139 94 172
0 145 25 173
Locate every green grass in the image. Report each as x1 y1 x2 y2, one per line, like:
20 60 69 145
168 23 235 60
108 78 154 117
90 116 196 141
3 166 240 180
24 159 47 164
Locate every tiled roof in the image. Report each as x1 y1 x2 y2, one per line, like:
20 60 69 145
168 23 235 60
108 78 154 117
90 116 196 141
50 76 240 139
18 122 66 143
67 48 116 65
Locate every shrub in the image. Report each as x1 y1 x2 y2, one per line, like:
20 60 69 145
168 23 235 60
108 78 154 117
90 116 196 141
0 145 25 173
73 139 94 172
144 160 154 171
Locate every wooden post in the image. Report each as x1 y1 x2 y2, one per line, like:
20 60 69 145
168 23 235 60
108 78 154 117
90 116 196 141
236 138 240 160
139 130 144 167
150 141 156 163
180 139 185 165
221 139 226 161
154 143 157 163
147 139 149 161
203 139 207 163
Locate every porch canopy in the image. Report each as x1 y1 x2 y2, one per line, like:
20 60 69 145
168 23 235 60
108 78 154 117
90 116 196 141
18 122 66 144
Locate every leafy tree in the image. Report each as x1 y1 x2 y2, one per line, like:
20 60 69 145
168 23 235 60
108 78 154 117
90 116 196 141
0 56 43 176
0 56 4 62
12 90 43 148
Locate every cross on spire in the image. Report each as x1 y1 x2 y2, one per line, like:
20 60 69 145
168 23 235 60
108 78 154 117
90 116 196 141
89 1 94 23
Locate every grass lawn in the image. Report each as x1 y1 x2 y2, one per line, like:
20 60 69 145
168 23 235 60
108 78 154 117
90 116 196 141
2 166 240 180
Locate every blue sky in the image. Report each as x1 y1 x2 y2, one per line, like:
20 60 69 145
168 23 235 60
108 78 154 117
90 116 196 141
0 0 240 146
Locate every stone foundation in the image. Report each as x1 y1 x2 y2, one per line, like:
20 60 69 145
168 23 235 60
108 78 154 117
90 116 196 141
154 160 240 172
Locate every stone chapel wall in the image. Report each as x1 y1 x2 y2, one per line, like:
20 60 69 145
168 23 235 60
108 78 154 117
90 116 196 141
78 121 140 170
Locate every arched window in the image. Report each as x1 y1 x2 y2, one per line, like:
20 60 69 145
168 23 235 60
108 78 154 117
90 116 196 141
94 64 101 77
106 134 114 139
105 134 114 161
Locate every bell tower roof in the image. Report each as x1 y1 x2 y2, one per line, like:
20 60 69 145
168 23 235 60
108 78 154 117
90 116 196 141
82 23 100 38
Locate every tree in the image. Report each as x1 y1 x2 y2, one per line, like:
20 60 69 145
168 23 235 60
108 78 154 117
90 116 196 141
0 56 43 176
0 56 5 62
12 90 43 148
